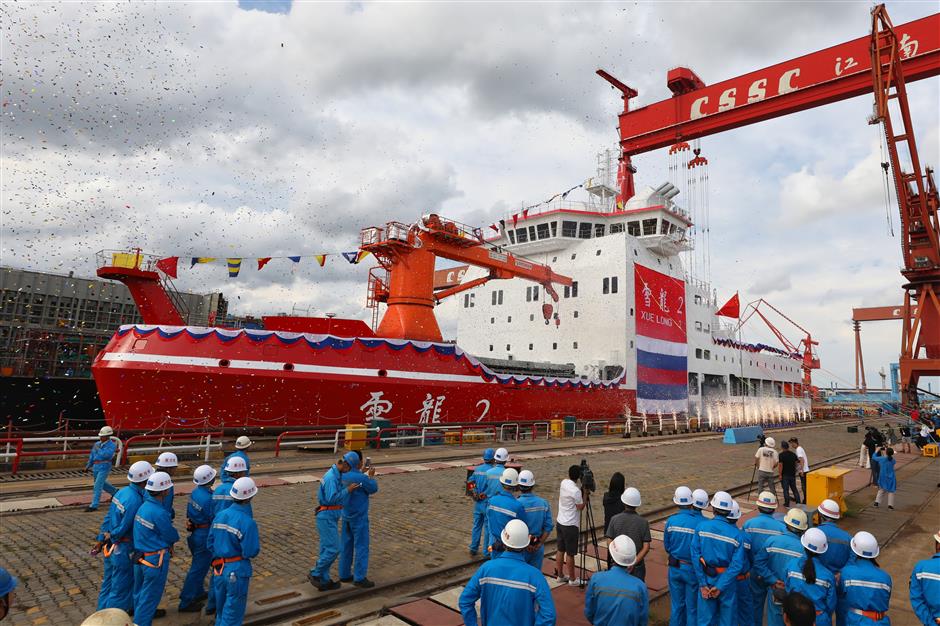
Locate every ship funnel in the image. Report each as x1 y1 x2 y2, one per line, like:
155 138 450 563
663 186 681 200
653 182 680 201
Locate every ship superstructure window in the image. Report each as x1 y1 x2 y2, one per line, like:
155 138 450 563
563 282 579 299
694 295 702 304
610 223 625 234
508 231 516 244
573 311 579 318
491 290 504 305
536 223 550 240
553 342 557 350
594 224 605 237
525 286 541 302
562 221 577 237
573 342 578 349
515 228 528 243
550 222 557 237
529 343 533 350
529 314 534 321
601 276 619 294
463 293 476 308
695 348 702 359
528 226 536 241
578 223 592 239
627 221 641 236
660 220 670 234
642 219 657 235
704 350 711 360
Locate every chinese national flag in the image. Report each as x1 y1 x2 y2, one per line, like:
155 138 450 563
717 292 740 318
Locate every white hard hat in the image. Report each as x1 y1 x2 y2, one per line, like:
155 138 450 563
500 468 519 487
98 426 114 437
230 477 258 501
155 452 178 468
518 470 535 487
802 528 829 555
673 486 693 506
80 608 134 625
933 529 940 544
494 447 509 462
692 489 709 510
711 491 734 512
765 437 776 448
756 491 777 508
784 508 809 532
127 460 155 483
501 519 531 550
818 499 841 520
235 436 253 450
621 487 642 507
224 456 248 473
850 531 880 559
146 471 173 493
728 501 742 520
608 535 638 567
193 464 217 486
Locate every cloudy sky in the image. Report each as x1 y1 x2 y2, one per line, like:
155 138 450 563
2 0 938 390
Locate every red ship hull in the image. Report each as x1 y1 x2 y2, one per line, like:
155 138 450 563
92 325 636 431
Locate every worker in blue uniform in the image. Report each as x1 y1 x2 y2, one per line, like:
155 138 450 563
220 436 252 482
816 499 852 576
85 426 119 512
837 531 892 626
691 488 709 518
909 528 940 626
468 448 495 556
459 519 555 626
178 464 217 613
308 451 356 591
872 447 897 510
213 456 247 517
486 467 526 557
585 533 648 625
744 491 787 626
785 527 837 626
154 452 178 519
664 486 702 626
209 476 261 626
339 452 379 588
132 471 180 626
727 501 753 626
0 566 16 621
690 491 747 626
94 460 154 612
753 508 809 626
483 447 510 500
517 470 553 568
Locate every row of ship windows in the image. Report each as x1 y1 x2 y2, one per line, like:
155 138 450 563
694 347 796 372
464 277 619 308
507 219 681 244
489 342 580 352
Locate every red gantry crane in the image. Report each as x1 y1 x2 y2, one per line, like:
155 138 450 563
598 5 940 405
738 299 821 397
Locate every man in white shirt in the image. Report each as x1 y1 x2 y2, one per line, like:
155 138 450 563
789 437 809 499
555 465 586 585
753 437 779 500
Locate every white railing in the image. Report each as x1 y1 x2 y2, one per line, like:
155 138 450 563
499 423 520 442
22 436 124 463
125 436 220 463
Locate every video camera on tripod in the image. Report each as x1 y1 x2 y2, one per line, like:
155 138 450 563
579 458 596 494
577 459 600 584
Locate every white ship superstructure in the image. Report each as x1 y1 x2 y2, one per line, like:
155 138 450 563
455 151 811 425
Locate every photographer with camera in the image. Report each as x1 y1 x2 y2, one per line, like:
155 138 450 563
555 464 587 585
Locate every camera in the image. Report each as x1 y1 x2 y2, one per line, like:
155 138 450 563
579 459 596 493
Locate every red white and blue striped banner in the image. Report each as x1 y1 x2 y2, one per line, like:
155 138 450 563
634 264 688 415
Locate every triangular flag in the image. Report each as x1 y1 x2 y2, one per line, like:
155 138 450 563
155 256 179 279
342 251 365 264
288 256 301 263
314 255 327 267
257 257 272 271
512 214 518 228
357 250 370 263
190 257 216 268
489 224 499 233
717 292 740 318
522 208 529 219
227 258 242 278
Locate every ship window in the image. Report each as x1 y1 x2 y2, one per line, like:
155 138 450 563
529 314 534 321
498 290 504 305
573 341 578 349
507 316 512 323
642 219 657 235
571 281 578 297
603 277 609 294
528 226 536 241
525 287 531 302
550 221 557 237
492 291 498 305
570 253 576 260
634 249 638 256
490 317 495 324
489 345 493 352
696 348 702 359
630 307 633 316
630 340 634 348
694 294 702 304
562 221 577 237
552 256 557 262
464 294 470 308
508 230 516 244
610 223 625 234
533 286 539 301
627 221 641 236
470 293 475 308
553 342 558 350
506 344 511 351
529 343 533 350
704 350 711 360
695 321 702 331
564 286 570 298
574 311 579 318
611 276 618 293
660 219 670 234
536 223 550 240
516 228 528 243
578 223 593 239
594 224 605 237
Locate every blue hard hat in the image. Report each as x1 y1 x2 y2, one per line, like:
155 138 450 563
482 448 495 461
0 567 17 597
342 451 360 469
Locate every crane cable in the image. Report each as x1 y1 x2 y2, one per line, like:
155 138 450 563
879 126 895 238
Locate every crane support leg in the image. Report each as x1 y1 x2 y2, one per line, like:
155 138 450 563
854 321 867 392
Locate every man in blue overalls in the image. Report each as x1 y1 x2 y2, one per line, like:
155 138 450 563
483 447 509 501
339 452 379 588
909 529 940 626
691 491 747 626
486 468 525 557
178 464 216 613
753 508 808 626
154 451 178 519
691 488 709 519
220 436 252 482
308 451 357 591
468 448 495 556
744 491 787 626
459 519 555 626
664 486 702 626
207 456 248 616
94 460 154 612
517 470 553 568
209 476 260 626
816 499 852 577
837 531 892 626
584 535 648 626
132 471 180 626
86 426 118 512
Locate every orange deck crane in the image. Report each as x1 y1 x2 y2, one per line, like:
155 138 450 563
360 214 572 342
738 299 821 396
599 5 939 405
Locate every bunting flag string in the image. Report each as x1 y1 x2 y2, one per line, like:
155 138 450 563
489 182 584 236
157 250 373 279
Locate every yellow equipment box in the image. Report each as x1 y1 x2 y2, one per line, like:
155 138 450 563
923 443 938 458
805 466 853 512
550 419 565 439
111 252 142 269
343 424 367 451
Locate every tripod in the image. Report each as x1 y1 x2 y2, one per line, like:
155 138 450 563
578 492 602 587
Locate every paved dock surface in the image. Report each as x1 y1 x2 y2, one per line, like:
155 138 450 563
0 421 934 625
